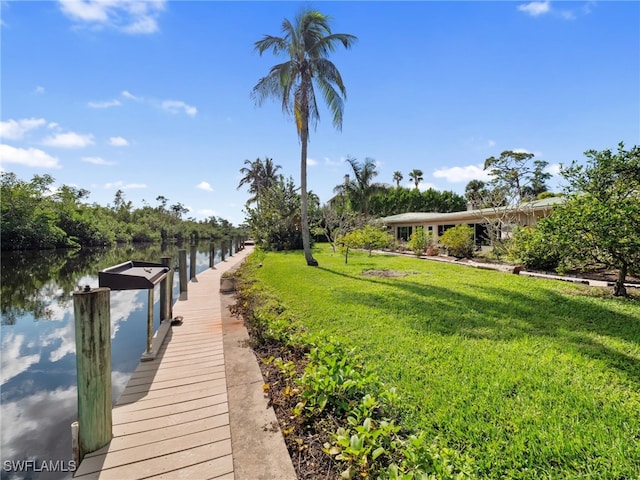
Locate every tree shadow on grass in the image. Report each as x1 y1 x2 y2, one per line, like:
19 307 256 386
317 265 640 386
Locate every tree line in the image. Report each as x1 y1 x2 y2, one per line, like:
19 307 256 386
1 172 243 251
238 156 467 252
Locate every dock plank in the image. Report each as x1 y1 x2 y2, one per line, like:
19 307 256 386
74 247 253 479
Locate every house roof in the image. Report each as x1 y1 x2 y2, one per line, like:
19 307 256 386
376 196 564 225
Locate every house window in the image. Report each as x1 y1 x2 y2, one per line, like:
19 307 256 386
437 224 456 237
397 226 413 241
473 223 490 246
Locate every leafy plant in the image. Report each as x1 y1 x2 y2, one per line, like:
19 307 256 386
340 225 392 263
407 228 433 256
509 226 561 270
440 225 475 258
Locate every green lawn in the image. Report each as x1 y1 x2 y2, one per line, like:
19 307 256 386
250 245 640 479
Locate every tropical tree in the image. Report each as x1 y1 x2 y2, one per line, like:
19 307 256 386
464 179 489 209
244 176 303 251
333 156 385 219
252 9 357 266
340 224 392 263
237 157 283 206
408 169 423 189
552 143 639 296
392 171 403 187
483 150 551 204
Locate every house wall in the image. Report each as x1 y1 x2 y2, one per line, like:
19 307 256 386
389 205 553 247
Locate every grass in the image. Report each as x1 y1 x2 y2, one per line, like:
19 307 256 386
249 244 640 479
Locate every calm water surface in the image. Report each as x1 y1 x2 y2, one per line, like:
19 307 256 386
1 243 228 480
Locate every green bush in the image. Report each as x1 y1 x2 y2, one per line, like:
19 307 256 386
440 225 474 258
510 226 561 271
407 228 433 256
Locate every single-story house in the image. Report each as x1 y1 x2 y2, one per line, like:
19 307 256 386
377 196 564 246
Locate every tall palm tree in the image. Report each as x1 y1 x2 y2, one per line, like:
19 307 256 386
252 9 357 266
408 169 424 189
237 157 282 206
392 171 403 187
334 157 385 219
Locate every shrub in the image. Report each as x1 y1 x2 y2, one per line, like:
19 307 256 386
440 225 475 258
407 228 433 256
340 225 393 262
510 226 561 271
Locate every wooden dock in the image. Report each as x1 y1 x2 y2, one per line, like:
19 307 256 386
73 246 254 480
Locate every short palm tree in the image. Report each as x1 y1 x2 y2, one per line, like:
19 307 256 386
392 171 403 187
334 157 385 219
252 8 357 266
409 169 424 189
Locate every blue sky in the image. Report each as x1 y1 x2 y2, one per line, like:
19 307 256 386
2 1 638 226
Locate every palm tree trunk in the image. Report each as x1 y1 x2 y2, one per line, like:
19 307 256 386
300 123 318 266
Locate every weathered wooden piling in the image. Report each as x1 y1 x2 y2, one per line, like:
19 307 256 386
220 240 226 262
209 242 215 268
160 256 173 320
178 249 187 295
73 287 112 463
190 244 197 280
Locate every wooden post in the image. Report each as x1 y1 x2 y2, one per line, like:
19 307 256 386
145 288 154 355
209 242 216 268
228 238 233 257
179 249 187 295
73 287 112 463
190 244 197 280
220 241 226 262
160 256 172 320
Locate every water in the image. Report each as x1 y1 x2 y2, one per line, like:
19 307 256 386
1 243 230 480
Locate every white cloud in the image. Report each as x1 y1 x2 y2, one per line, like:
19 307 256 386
0 118 47 140
1 387 77 459
1 333 41 384
196 181 214 192
109 136 129 146
433 164 492 183
547 163 561 175
308 157 318 167
88 99 121 108
42 131 95 148
34 86 45 95
121 90 141 101
123 16 158 34
518 1 551 16
82 156 116 166
58 0 109 21
0 144 61 169
199 208 218 217
58 0 166 35
161 100 197 117
416 182 438 191
104 181 147 190
324 157 344 167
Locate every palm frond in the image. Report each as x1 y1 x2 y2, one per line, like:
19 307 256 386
254 35 287 55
